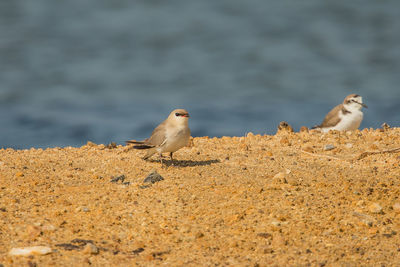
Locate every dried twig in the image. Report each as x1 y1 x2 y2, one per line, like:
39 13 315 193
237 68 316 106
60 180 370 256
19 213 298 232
300 150 350 162
357 147 400 160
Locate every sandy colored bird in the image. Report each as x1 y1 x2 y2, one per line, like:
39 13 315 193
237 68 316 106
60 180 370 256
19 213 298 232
313 94 367 132
126 109 191 164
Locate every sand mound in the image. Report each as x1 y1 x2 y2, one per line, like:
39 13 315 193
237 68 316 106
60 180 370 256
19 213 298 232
1 128 400 266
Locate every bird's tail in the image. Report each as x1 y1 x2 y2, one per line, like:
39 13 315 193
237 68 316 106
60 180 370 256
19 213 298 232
126 140 154 150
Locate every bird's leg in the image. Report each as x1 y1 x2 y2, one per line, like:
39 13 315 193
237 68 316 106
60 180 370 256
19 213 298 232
170 152 174 165
160 153 167 168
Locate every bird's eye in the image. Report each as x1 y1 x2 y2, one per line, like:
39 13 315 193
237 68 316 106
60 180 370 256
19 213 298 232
175 113 180 116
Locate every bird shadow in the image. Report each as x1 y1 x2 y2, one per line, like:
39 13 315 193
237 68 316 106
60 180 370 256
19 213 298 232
146 159 220 167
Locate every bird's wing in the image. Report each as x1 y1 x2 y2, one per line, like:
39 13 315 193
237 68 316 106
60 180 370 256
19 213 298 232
317 104 343 128
125 119 167 148
126 140 146 144
145 120 168 147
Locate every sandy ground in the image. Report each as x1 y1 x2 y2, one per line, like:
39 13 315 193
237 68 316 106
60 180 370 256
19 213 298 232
1 127 400 266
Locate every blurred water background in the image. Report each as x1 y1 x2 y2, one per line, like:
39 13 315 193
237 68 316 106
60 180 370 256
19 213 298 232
1 0 399 149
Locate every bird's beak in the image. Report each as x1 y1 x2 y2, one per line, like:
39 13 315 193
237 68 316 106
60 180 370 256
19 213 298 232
355 101 368 108
184 114 190 118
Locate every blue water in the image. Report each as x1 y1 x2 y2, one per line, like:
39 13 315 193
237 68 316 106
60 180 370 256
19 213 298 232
1 0 399 149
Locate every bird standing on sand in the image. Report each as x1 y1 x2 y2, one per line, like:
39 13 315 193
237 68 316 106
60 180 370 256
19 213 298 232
126 109 191 164
313 94 367 132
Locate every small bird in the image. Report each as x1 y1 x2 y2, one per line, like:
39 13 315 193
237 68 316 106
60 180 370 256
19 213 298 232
126 109 191 164
312 94 367 132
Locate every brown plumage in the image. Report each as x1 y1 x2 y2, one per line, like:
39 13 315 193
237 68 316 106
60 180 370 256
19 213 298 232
314 104 350 128
312 94 367 132
126 109 191 161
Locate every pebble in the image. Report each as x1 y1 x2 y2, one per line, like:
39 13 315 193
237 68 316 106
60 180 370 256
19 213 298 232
9 246 52 256
356 200 365 207
82 243 99 255
345 143 353 149
277 121 294 132
353 212 374 227
392 202 400 213
75 206 89 212
369 203 382 214
42 224 56 231
272 172 286 184
324 144 335 151
86 141 97 147
110 175 125 183
300 126 309 132
273 172 285 179
25 225 41 239
271 220 281 227
143 170 164 184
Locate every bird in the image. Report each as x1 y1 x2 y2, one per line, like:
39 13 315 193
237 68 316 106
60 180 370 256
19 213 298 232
126 109 191 164
312 94 367 132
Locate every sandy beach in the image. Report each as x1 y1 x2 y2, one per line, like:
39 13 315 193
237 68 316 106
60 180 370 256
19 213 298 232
1 127 400 266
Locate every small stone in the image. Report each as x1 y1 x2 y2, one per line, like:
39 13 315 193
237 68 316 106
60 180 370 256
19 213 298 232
300 126 309 132
353 212 374 227
132 248 145 255
356 200 365 207
369 203 382 214
381 122 390 130
392 202 400 213
86 141 97 147
272 172 286 184
277 121 294 132
368 228 379 235
110 175 125 183
9 246 52 256
82 243 99 255
25 225 41 239
279 137 290 146
143 170 164 184
246 132 254 137
302 146 314 153
324 144 335 151
15 172 24 177
195 232 204 238
273 172 285 180
106 142 117 149
82 207 90 212
257 233 272 239
98 144 106 149
345 143 353 149
271 220 281 227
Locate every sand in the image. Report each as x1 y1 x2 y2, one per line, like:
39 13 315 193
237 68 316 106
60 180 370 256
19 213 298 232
1 127 400 266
